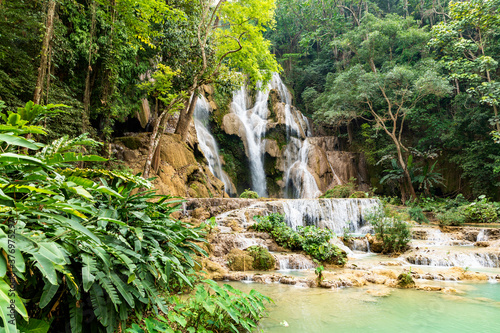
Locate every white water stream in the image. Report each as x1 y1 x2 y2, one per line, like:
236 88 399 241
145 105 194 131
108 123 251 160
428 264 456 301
279 198 380 234
194 95 235 196
231 86 269 197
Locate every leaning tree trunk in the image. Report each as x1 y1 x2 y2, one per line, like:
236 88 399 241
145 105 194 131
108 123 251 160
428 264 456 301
33 0 56 105
174 92 199 142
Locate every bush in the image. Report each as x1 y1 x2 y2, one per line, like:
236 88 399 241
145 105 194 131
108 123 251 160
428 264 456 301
127 280 271 333
240 189 259 199
436 208 466 226
397 271 415 288
407 206 429 224
366 206 411 253
253 214 347 265
320 177 357 198
462 195 498 223
247 246 276 270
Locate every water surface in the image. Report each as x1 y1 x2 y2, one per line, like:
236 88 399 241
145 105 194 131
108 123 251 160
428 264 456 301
226 281 500 332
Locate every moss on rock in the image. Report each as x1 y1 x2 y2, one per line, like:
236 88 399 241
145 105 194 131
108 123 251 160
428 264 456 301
247 246 275 271
227 249 254 271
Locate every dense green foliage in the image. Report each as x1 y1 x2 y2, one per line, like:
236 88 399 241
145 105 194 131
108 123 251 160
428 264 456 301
0 106 270 332
268 0 500 200
127 280 271 333
418 194 500 225
253 213 347 265
366 206 411 253
0 0 279 141
247 246 276 270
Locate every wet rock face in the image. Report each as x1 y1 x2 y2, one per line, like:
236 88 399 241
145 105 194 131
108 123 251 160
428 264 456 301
112 133 227 198
274 253 315 270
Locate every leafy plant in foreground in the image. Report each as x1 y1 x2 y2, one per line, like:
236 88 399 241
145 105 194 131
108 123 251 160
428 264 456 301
126 280 272 333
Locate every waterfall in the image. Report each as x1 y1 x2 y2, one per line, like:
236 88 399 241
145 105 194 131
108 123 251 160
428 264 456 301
279 198 380 234
194 95 235 196
271 73 320 198
406 252 500 268
231 86 269 197
274 253 315 270
477 229 488 242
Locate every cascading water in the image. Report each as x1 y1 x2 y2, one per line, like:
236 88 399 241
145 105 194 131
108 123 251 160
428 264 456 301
279 198 380 234
231 86 269 197
194 95 235 196
270 73 320 198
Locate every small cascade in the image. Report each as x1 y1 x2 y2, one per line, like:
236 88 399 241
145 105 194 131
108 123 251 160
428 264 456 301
271 73 320 199
279 198 380 234
350 238 371 253
274 253 315 270
194 95 235 196
421 228 456 246
477 229 488 242
406 252 500 268
331 236 354 256
231 86 269 197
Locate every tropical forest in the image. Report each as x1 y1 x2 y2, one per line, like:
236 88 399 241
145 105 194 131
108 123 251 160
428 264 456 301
1 0 500 332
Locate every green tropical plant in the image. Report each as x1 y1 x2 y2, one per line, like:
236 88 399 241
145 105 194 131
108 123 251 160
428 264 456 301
366 206 411 253
126 280 271 333
252 214 347 265
0 113 208 332
240 189 259 199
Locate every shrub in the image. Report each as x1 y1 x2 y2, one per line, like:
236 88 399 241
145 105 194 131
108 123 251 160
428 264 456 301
240 189 259 199
436 208 466 226
320 177 357 198
127 280 271 333
397 270 415 288
407 206 429 224
462 195 498 223
247 246 276 270
253 214 347 265
366 206 411 253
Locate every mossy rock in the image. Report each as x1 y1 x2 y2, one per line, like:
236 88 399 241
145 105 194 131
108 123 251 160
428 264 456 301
116 136 143 150
349 191 367 198
397 272 415 288
247 246 275 271
227 249 254 271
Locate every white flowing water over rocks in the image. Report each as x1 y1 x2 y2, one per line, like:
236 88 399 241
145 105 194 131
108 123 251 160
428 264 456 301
231 86 269 197
274 253 315 270
279 198 380 234
194 95 235 195
270 73 321 199
405 251 500 268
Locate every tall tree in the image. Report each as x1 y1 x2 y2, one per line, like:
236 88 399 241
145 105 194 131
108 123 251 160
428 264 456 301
33 0 56 105
314 14 452 201
429 0 500 131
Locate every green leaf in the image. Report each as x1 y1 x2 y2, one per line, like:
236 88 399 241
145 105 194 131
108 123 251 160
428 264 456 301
94 186 124 198
46 152 107 165
0 134 41 150
18 318 52 333
0 153 46 166
69 296 83 333
39 283 59 309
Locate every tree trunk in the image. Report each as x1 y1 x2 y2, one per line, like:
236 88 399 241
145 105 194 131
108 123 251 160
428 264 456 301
395 143 418 201
33 0 56 105
174 92 199 142
83 0 97 133
143 111 171 179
